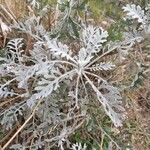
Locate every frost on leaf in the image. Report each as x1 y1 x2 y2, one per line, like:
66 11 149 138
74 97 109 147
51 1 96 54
123 4 145 24
98 82 125 127
81 25 108 53
14 65 38 89
123 4 150 37
0 86 14 98
123 30 144 44
46 38 74 62
10 144 25 150
1 103 26 130
71 143 87 150
7 38 24 51
28 0 40 9
89 62 115 71
77 47 93 68
13 16 46 38
6 38 24 62
84 74 125 127
0 18 11 35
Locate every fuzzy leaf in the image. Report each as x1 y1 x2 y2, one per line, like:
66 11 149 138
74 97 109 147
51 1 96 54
82 25 108 53
123 4 145 23
89 62 115 71
46 38 75 63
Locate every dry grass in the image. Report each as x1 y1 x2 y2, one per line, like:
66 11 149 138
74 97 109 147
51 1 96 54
0 0 150 149
0 0 27 20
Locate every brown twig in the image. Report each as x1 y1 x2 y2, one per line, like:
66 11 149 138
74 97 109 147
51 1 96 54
53 2 60 27
1 99 42 150
0 125 17 145
0 96 20 108
0 4 18 24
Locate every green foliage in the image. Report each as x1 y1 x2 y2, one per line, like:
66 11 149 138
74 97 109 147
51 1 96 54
0 48 5 58
73 131 100 150
88 0 122 20
41 0 57 5
107 20 127 41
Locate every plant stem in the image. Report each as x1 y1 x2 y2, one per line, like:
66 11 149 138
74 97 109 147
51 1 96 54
1 99 42 150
